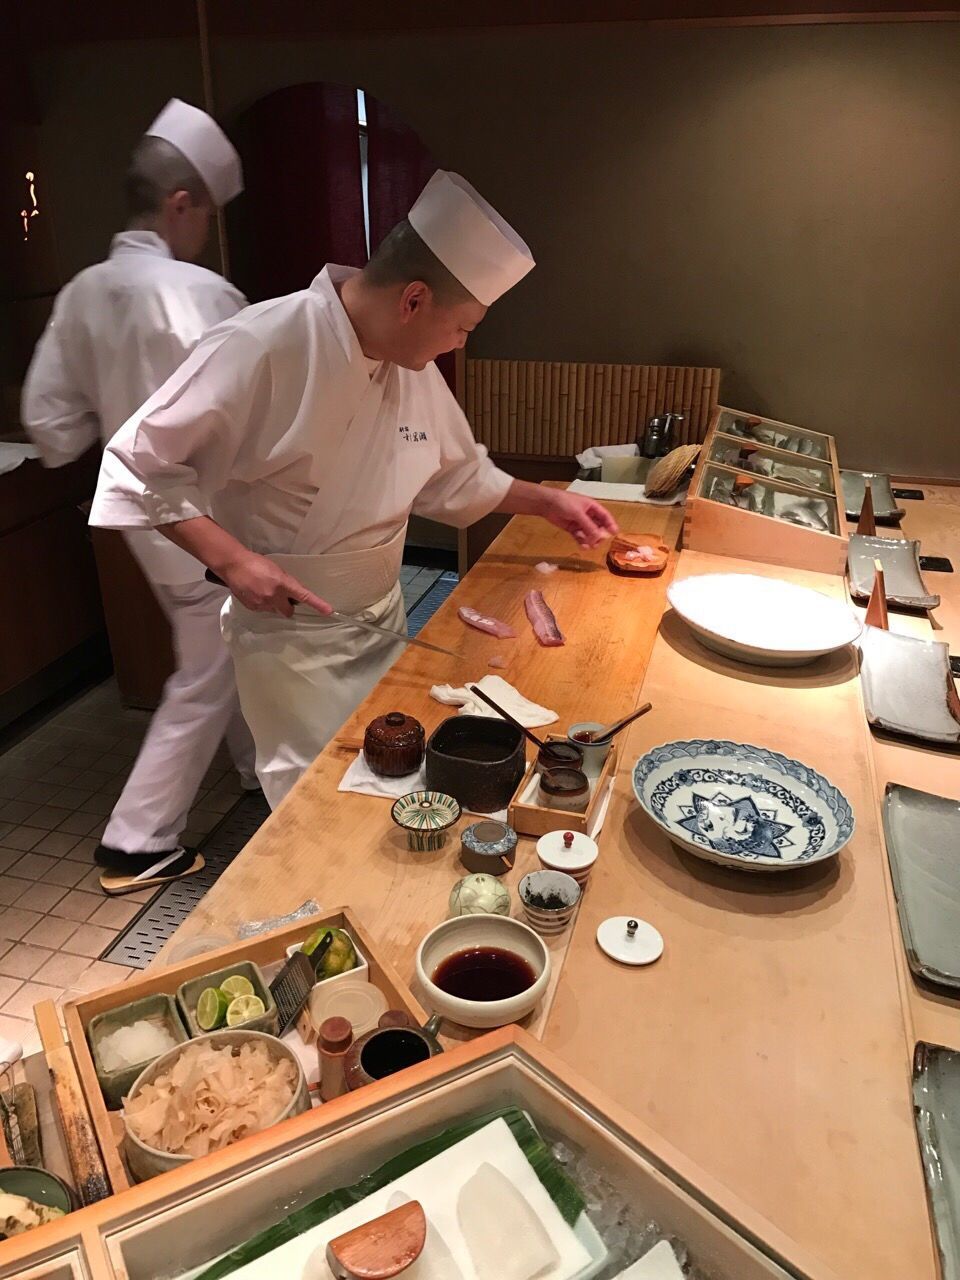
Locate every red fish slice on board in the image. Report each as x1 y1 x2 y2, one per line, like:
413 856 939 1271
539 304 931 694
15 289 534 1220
524 590 565 646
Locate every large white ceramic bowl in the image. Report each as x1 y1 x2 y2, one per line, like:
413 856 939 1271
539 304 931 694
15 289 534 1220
632 739 855 872
415 915 550 1029
667 573 862 667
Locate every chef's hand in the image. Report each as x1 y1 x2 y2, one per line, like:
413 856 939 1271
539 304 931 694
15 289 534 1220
540 489 619 548
222 551 332 619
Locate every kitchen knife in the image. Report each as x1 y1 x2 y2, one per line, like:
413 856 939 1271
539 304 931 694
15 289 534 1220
203 568 464 660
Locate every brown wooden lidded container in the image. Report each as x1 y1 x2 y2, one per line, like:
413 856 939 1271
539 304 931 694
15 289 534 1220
363 712 426 777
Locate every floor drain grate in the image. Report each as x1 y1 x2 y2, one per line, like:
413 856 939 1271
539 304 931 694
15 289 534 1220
407 572 459 635
101 791 271 969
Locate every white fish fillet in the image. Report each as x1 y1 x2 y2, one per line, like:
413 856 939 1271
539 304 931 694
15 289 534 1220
458 606 516 639
457 1162 559 1280
534 561 559 575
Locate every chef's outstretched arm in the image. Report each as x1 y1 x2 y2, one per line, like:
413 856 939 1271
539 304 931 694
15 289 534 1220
159 515 332 620
494 480 619 548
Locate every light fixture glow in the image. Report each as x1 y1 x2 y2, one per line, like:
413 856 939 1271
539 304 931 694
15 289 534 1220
20 169 40 241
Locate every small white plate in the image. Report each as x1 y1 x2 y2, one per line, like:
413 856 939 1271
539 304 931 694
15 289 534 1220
668 573 861 667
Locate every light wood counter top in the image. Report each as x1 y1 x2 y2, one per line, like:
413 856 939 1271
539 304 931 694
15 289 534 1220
158 485 960 1279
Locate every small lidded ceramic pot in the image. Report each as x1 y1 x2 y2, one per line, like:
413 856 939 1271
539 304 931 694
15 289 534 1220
534 740 583 776
538 767 590 813
364 711 425 777
536 829 599 888
460 820 518 876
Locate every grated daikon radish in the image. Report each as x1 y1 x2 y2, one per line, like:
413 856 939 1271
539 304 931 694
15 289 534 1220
98 1019 178 1073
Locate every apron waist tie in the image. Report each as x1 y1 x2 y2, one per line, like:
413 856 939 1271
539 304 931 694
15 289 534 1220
267 526 406 615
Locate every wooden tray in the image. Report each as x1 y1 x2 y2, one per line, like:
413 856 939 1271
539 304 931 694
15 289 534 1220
0 1028 834 1280
684 406 847 576
52 906 426 1195
508 743 618 838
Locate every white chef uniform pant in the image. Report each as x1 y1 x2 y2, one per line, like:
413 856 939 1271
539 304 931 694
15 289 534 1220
222 584 406 810
102 578 258 853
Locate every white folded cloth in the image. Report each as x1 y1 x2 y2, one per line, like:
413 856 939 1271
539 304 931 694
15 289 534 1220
567 478 686 506
429 675 557 728
338 752 508 821
575 442 639 470
0 443 40 477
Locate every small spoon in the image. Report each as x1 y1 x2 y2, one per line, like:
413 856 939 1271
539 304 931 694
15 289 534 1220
467 685 569 761
581 702 653 746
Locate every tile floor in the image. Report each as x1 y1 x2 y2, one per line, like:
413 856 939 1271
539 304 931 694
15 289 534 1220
0 681 244 1055
0 561 452 1057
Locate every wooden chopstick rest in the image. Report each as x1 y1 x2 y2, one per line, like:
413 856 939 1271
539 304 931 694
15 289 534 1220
326 1200 427 1279
864 558 888 631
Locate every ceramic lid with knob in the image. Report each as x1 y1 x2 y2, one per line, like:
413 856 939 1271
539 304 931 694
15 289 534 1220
536 829 599 872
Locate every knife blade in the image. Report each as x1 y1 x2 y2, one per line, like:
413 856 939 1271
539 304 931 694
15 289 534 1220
204 569 464 660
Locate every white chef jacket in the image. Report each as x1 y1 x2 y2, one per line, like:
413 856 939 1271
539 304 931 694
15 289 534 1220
91 264 513 571
22 231 246 583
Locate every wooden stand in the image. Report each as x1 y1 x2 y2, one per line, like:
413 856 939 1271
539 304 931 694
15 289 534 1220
51 908 425 1194
508 744 618 838
684 405 847 575
856 483 877 537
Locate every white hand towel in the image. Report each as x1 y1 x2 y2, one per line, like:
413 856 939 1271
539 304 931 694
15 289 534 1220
429 675 557 728
338 753 508 822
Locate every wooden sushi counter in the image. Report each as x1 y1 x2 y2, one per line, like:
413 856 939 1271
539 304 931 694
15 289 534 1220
20 483 960 1279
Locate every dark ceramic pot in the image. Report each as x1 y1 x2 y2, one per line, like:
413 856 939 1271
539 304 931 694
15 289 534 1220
363 711 425 777
343 1014 443 1091
425 716 525 813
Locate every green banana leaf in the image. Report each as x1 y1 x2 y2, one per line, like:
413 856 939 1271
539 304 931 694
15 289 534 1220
193 1105 584 1279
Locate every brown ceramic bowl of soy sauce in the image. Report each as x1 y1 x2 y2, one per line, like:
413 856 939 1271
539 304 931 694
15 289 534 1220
415 915 550 1030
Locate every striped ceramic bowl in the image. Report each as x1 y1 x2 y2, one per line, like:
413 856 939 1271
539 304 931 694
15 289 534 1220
518 870 582 935
391 791 461 852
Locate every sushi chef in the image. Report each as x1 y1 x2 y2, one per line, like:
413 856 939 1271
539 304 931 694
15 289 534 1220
23 99 257 889
91 170 618 806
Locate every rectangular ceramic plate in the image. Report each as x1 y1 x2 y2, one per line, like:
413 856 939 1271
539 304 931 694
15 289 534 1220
840 471 905 522
883 784 960 988
913 1042 960 1280
859 627 960 746
847 534 941 609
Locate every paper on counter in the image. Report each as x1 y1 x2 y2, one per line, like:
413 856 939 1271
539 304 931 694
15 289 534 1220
228 1117 594 1280
575 443 639 470
614 1240 684 1278
338 753 507 822
567 480 686 507
430 675 558 728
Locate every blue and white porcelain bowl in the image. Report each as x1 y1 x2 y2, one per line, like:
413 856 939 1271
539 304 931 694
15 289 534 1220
632 739 854 872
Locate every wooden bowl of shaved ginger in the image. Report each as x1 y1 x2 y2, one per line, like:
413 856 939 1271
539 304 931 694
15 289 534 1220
122 1029 309 1182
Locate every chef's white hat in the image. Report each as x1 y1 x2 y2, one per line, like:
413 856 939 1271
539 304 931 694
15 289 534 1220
408 171 534 306
144 98 243 207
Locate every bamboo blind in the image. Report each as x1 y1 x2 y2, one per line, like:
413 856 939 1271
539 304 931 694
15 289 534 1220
464 360 720 456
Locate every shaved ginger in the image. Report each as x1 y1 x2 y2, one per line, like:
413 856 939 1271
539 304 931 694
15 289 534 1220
124 1040 297 1157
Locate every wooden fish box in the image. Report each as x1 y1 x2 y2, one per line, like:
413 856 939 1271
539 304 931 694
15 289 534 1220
684 406 847 575
39 907 425 1198
508 743 618 838
0 1028 836 1280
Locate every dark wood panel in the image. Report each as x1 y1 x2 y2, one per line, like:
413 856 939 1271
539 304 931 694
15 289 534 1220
0 502 104 696
91 530 174 710
16 1 958 47
0 451 99 537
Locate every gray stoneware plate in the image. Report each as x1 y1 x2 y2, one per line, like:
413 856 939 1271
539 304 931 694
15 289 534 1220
913 1041 960 1280
847 534 940 610
840 470 904 522
883 784 960 988
859 627 960 746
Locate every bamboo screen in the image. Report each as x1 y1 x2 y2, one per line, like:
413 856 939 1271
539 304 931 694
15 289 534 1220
464 360 720 456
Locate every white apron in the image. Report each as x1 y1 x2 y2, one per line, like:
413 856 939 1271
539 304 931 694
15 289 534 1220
222 355 435 809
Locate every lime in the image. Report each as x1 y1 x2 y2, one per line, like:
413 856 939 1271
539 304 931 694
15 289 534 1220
226 994 265 1027
301 927 333 957
197 986 228 1031
219 974 255 1000
313 928 357 981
